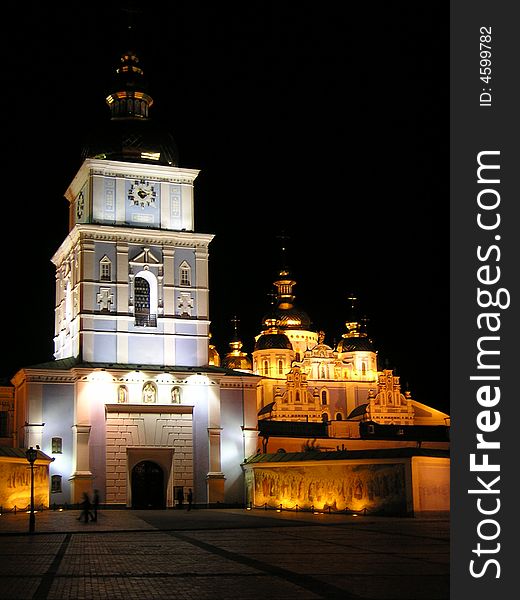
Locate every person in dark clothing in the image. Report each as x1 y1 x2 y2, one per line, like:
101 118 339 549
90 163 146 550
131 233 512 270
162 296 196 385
91 489 100 521
79 491 93 523
176 487 184 509
187 488 193 511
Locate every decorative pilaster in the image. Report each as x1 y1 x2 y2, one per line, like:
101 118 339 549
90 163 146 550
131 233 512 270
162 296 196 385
207 427 225 504
69 424 93 502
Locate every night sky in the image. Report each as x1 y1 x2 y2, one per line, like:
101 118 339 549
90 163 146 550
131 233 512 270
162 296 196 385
4 2 448 413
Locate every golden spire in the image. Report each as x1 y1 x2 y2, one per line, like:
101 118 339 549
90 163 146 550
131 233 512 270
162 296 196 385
223 316 252 370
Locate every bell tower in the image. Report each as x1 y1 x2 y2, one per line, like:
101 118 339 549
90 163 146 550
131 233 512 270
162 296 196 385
52 47 213 367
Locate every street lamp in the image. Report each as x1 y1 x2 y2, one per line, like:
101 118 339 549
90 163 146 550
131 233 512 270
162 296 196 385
25 447 38 533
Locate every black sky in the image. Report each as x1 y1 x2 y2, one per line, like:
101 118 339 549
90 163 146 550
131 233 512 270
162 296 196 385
3 2 449 413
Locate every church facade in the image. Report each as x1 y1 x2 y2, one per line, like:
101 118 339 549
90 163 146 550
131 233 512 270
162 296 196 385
8 48 449 513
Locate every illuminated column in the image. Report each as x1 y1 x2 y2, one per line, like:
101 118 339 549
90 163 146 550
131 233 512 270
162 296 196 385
242 427 259 460
24 423 44 450
242 384 260 457
207 427 225 503
69 424 93 503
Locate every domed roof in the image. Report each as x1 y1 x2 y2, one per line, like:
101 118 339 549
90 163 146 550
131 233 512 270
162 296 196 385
81 118 179 166
261 306 311 331
222 354 252 370
81 48 178 167
254 332 293 351
337 336 375 352
208 339 221 367
260 267 313 331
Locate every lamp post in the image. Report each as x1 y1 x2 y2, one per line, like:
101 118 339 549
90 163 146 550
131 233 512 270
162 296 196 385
25 447 38 533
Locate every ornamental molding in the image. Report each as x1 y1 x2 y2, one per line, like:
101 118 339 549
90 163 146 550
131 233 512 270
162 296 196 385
105 403 193 415
52 226 214 264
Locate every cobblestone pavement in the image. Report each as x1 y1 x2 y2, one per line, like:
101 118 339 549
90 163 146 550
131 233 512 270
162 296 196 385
0 508 449 600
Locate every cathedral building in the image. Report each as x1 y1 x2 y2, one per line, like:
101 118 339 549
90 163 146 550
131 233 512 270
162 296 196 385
5 45 449 516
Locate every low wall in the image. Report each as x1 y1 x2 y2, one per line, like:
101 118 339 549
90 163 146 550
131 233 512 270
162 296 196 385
0 458 50 510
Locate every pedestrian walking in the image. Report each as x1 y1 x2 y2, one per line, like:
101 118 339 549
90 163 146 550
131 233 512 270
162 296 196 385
91 489 100 521
187 488 193 511
176 487 184 509
79 491 93 523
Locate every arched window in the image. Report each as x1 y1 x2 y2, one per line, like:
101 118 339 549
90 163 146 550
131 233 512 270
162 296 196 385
336 413 343 421
134 272 158 326
278 360 283 375
362 362 367 375
263 360 269 376
100 256 112 281
295 390 300 402
321 413 329 423
321 390 328 405
179 261 191 286
142 381 157 403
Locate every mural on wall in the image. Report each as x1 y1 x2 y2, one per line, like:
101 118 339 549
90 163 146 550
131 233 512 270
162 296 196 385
250 463 407 514
0 462 49 509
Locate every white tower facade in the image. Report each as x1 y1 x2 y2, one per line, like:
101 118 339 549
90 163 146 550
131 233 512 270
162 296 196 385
53 159 213 367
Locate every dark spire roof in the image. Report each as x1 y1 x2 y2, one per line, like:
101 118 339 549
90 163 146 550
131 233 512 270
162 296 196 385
80 16 179 166
336 294 375 353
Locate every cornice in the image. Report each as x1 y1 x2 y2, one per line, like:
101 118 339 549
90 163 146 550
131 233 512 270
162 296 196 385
65 159 200 202
52 225 214 264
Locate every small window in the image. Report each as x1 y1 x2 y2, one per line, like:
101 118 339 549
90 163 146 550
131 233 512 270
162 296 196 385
336 413 343 421
321 390 328 405
100 256 112 281
278 360 283 375
179 262 191 287
51 475 62 493
52 437 62 454
263 360 269 376
321 413 329 423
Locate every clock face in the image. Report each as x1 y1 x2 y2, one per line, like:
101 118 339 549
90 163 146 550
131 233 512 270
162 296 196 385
129 180 157 208
76 191 85 219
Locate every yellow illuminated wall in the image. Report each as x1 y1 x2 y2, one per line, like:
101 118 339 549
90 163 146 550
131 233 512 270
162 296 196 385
0 461 49 510
248 462 407 515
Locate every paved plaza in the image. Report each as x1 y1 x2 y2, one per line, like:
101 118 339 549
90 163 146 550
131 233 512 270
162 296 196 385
0 508 449 599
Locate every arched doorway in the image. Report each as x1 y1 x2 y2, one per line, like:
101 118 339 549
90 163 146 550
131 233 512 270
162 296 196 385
131 460 165 509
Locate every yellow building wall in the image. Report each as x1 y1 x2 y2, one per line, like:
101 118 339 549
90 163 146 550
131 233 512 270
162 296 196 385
411 456 450 513
246 460 411 515
0 460 50 510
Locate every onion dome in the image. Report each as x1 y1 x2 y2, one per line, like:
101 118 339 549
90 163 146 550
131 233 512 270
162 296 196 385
222 318 252 371
81 49 179 166
260 269 311 331
336 294 375 352
255 332 293 351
